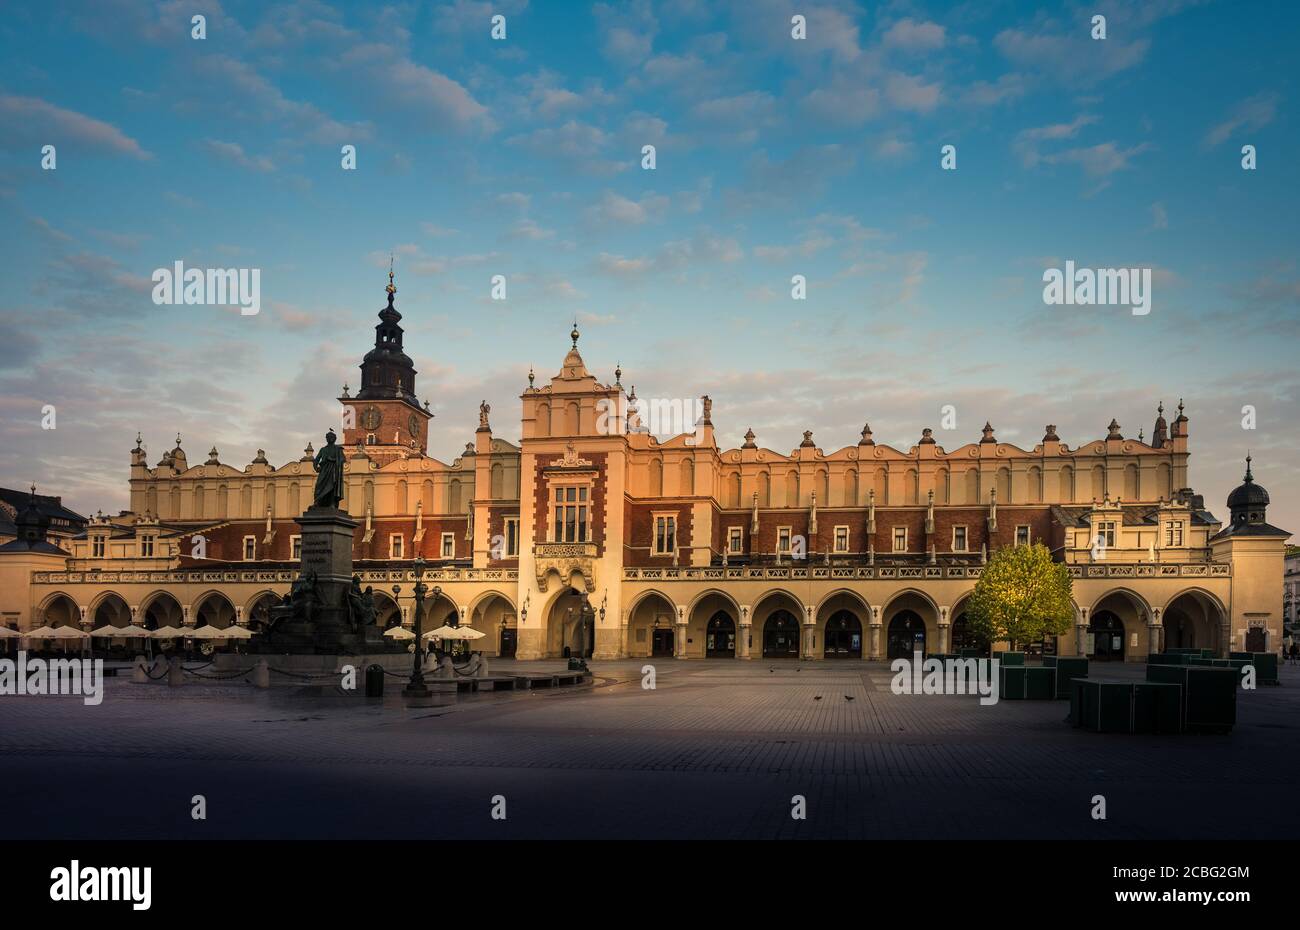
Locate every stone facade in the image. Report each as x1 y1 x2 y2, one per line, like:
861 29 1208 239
2 282 1290 663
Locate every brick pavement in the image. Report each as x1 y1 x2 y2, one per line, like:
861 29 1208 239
1 658 1296 839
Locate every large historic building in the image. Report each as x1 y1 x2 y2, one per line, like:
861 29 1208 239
2 275 1291 662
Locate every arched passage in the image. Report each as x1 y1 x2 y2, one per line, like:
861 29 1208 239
882 590 939 659
39 592 81 629
468 592 517 657
688 590 740 659
141 591 184 630
816 590 869 659
545 587 595 659
753 590 803 659
243 591 282 632
627 590 676 659
1162 589 1226 655
90 592 131 629
193 591 237 629
1089 589 1150 661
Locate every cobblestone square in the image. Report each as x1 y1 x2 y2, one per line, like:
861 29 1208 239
2 658 1296 840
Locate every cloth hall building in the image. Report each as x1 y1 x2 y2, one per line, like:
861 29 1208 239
2 278 1290 663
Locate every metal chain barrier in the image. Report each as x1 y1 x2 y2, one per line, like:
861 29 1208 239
267 667 344 681
183 666 256 680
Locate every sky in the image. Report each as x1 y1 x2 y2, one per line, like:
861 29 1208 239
1 0 1297 532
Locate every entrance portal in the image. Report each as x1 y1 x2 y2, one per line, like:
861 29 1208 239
706 611 736 657
1090 610 1126 660
823 610 862 658
887 610 926 659
651 627 674 657
763 610 800 658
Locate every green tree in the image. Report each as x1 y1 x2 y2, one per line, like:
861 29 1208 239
966 543 1074 651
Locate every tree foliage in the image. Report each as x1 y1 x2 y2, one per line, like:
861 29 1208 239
966 543 1074 650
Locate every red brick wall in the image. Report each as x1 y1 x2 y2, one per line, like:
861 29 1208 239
531 452 608 556
623 501 693 566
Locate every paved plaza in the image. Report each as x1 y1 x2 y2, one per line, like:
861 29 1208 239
1 658 1297 840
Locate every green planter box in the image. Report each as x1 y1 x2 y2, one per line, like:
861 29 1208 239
1070 678 1135 732
1133 682 1183 734
1149 653 1188 666
1251 652 1279 685
1000 665 1027 699
1045 656 1089 698
1024 666 1055 700
1146 665 1236 733
959 647 986 658
999 651 1026 666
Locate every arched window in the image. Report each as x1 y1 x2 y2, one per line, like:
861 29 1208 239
785 470 799 507
535 403 550 438
727 472 741 508
679 459 694 496
758 472 771 508
963 469 978 504
1124 463 1139 501
491 463 504 498
997 467 1011 503
649 459 663 497
1027 466 1042 503
1059 465 1074 502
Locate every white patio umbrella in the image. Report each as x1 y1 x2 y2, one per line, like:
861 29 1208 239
424 624 486 640
21 626 58 639
90 624 150 638
383 626 416 640
150 625 189 639
47 626 89 640
221 625 254 640
0 627 22 638
187 625 235 640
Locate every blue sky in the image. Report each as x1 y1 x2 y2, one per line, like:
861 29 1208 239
1 0 1296 531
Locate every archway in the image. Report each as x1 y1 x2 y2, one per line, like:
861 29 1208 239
39 593 81 629
753 590 803 659
193 592 237 630
949 611 987 655
468 592 516 657
1089 589 1149 660
823 610 862 658
545 587 594 659
627 590 676 659
887 610 926 659
1089 610 1126 660
705 610 736 658
1162 589 1225 655
90 592 131 629
763 610 800 658
141 591 184 631
688 590 740 660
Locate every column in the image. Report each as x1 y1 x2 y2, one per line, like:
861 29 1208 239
1076 606 1089 657
235 605 244 627
674 605 687 659
619 611 630 659
802 604 817 660
937 605 950 654
1219 619 1232 659
738 606 752 660
869 605 882 660
1147 608 1162 657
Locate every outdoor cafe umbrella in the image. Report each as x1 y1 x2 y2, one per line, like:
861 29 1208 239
423 624 485 641
221 625 254 640
383 626 416 640
0 627 21 638
149 625 189 639
20 626 59 640
89 624 150 638
47 626 89 640
187 625 236 640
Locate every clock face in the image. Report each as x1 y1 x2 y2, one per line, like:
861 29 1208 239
408 414 420 438
360 406 382 430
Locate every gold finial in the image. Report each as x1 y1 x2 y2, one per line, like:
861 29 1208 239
386 254 396 296
571 319 580 347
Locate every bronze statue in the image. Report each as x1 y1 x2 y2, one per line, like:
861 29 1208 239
312 429 346 508
346 574 376 631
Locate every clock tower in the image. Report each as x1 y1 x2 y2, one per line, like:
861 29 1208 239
338 269 432 464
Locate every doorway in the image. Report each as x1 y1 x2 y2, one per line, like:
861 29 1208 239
498 628 517 658
887 610 926 659
763 610 800 658
651 627 675 657
706 611 736 658
823 609 862 658
1089 610 1126 660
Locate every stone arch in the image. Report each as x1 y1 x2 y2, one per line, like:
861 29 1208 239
1161 588 1227 654
881 588 941 659
815 589 870 660
141 590 185 630
37 591 81 628
752 589 804 659
467 591 517 656
784 469 798 507
997 466 1011 503
626 589 677 659
757 471 771 507
87 590 131 626
1027 465 1042 503
726 471 741 508
193 590 238 629
687 590 741 659
543 585 594 659
649 458 664 496
243 590 281 631
905 468 919 505
1058 465 1074 502
535 402 550 437
845 468 859 506
1123 463 1139 500
1089 588 1151 660
963 468 978 505
934 467 949 504
680 459 695 496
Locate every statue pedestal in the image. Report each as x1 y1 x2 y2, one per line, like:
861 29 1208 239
250 506 400 655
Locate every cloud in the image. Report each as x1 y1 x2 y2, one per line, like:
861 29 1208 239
584 190 670 226
1151 202 1168 230
962 74 1026 107
995 26 1149 85
0 95 150 158
201 139 276 173
1014 114 1099 167
595 231 742 278
881 18 946 52
1203 93 1279 147
336 42 493 132
885 73 941 112
507 219 556 241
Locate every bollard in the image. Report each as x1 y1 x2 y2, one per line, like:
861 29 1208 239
167 656 183 687
252 659 270 689
364 664 385 698
131 655 148 685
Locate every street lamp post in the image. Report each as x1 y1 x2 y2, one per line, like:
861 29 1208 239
403 557 431 698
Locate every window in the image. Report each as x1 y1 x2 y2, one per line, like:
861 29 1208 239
91 536 105 558
552 485 590 543
952 526 968 551
290 535 302 560
140 536 154 558
728 527 743 554
654 515 676 555
892 527 907 552
366 433 376 445
440 532 455 558
243 536 256 561
834 526 849 553
1015 525 1030 546
1166 521 1184 547
390 534 404 559
1096 521 1117 548
504 517 520 557
778 527 792 553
